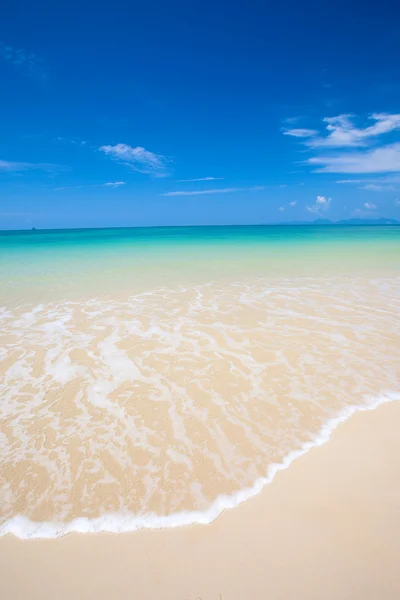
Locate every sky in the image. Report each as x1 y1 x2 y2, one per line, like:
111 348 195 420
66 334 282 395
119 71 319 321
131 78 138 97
1 0 400 229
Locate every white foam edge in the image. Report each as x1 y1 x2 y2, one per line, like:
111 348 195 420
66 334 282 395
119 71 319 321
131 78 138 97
2 391 400 539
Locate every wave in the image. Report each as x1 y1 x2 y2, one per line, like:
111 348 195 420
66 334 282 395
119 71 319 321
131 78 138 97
2 391 399 539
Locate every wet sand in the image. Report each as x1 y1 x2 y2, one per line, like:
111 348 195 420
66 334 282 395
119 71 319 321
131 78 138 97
1 400 399 600
3 277 400 528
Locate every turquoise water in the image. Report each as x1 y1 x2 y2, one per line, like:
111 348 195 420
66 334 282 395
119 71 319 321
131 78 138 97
2 223 400 249
1 224 400 305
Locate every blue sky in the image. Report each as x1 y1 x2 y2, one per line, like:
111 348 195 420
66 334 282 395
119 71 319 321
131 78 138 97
1 0 400 229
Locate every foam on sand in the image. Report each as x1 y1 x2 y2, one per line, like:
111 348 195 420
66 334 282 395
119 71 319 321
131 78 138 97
2 391 399 539
1 276 400 536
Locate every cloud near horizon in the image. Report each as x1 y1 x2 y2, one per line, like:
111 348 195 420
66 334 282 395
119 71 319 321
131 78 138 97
100 144 171 177
307 195 332 215
162 186 265 197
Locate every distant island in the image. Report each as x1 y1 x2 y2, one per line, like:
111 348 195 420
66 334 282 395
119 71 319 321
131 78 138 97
281 218 400 226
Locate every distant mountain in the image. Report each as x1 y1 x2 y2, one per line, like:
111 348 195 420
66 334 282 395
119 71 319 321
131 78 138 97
335 218 400 225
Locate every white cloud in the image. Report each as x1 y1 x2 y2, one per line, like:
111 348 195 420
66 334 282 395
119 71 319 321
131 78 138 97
307 143 400 173
279 206 285 211
396 199 400 205
361 184 395 191
0 160 58 172
316 195 331 205
0 42 46 81
284 113 400 176
289 201 297 206
364 202 377 209
306 113 400 148
104 181 126 187
307 195 332 215
176 177 224 182
162 186 265 197
100 144 170 177
337 176 400 184
282 128 318 138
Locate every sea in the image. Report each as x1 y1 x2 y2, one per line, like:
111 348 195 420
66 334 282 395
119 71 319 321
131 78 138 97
1 224 399 538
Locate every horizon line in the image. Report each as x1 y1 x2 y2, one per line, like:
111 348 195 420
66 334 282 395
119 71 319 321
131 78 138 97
1 218 399 234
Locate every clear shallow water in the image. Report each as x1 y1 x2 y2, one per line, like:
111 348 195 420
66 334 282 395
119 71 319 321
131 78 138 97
2 225 400 305
0 225 400 537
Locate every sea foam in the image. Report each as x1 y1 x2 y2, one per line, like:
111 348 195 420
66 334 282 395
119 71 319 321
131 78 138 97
2 392 399 539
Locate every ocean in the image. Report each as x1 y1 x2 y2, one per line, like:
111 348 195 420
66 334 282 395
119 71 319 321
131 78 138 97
1 224 400 537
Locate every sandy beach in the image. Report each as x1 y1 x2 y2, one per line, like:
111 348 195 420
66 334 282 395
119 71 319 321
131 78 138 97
1 400 399 600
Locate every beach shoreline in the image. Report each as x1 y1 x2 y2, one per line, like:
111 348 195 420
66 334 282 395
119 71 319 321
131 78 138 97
1 400 400 600
2 391 399 539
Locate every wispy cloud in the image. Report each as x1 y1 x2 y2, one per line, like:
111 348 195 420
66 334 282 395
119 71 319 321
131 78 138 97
0 160 59 173
176 177 224 182
312 113 400 148
360 183 396 191
100 144 171 177
282 128 317 138
0 42 46 81
307 195 332 215
54 181 126 191
161 186 265 197
337 176 400 184
364 202 377 210
285 113 400 149
307 143 400 173
284 113 400 176
278 206 285 211
289 201 297 206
